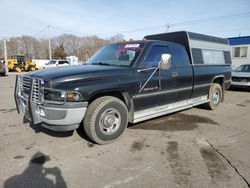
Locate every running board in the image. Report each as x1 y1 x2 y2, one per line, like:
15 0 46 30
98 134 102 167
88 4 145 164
132 95 209 123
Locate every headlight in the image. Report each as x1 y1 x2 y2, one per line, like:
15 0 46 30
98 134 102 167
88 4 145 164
44 89 66 102
44 89 83 103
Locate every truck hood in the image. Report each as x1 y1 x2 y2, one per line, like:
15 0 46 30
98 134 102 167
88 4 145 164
232 71 250 77
25 64 131 87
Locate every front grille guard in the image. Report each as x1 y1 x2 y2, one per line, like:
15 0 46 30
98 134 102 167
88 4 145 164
15 75 44 124
31 78 44 104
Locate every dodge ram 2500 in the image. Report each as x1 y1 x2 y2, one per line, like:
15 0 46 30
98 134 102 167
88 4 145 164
14 31 232 144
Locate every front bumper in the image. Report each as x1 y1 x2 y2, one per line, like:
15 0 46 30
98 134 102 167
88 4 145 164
14 76 88 131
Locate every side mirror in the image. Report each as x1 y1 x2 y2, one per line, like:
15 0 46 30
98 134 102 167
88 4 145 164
159 54 171 69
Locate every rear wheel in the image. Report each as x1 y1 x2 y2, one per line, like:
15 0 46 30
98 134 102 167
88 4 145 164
204 83 222 110
83 96 128 144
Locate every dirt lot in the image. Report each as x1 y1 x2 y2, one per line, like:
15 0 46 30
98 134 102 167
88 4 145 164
0 73 250 188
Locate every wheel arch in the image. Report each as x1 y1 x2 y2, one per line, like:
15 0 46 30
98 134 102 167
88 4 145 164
88 90 134 121
212 75 224 85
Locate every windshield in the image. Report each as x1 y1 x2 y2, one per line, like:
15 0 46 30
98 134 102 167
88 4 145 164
87 43 145 66
235 64 250 72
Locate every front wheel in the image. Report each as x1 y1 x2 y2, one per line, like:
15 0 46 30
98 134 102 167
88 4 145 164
204 83 222 110
13 65 21 72
83 96 128 144
29 66 36 71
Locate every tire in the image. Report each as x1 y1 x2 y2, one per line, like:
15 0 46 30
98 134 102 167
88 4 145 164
13 66 21 72
0 71 6 76
13 66 17 72
83 96 128 144
204 83 222 110
29 66 36 71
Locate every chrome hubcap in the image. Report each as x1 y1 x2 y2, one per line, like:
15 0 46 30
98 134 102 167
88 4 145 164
213 90 220 105
99 108 121 135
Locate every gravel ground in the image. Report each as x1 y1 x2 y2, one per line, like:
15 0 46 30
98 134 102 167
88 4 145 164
0 72 250 188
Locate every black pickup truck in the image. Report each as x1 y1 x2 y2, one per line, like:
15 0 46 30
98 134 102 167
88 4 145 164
14 31 232 144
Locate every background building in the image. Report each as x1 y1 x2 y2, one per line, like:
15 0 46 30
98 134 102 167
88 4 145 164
228 36 250 70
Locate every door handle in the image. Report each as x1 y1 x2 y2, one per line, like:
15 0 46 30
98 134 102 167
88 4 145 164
172 72 178 77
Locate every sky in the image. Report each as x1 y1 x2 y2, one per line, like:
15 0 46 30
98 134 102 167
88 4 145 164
0 0 250 39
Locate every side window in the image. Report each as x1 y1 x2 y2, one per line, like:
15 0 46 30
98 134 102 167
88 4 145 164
141 46 170 67
58 61 65 65
169 45 190 67
202 50 225 64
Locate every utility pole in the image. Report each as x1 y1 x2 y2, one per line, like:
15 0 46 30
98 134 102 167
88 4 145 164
47 25 52 60
165 24 170 33
85 49 89 61
3 37 9 72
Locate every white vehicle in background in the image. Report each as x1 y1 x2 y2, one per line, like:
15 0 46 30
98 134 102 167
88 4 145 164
45 60 70 68
231 64 250 89
66 56 79 65
32 59 49 70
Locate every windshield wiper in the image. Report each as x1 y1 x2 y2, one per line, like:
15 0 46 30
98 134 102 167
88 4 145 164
91 62 111 66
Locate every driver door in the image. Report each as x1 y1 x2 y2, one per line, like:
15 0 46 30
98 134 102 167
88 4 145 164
133 45 177 111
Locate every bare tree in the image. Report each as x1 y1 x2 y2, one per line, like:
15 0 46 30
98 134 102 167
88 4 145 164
52 44 67 59
110 34 124 43
0 33 124 61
